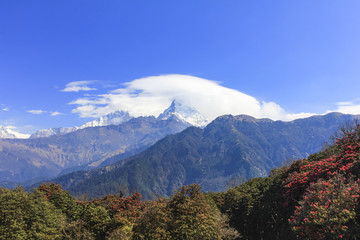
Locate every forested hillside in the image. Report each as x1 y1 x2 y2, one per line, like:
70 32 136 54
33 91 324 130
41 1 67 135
212 123 360 239
50 113 359 199
3 122 360 239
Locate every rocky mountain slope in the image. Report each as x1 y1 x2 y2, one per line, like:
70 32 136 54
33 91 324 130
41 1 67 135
29 127 80 139
30 100 208 139
50 112 360 199
0 101 208 186
158 100 209 127
30 110 133 139
0 119 189 186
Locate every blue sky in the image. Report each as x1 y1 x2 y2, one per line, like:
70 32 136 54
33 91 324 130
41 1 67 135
1 1 360 134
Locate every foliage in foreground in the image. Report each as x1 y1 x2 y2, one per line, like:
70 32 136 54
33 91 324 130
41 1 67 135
0 186 64 239
210 123 360 239
0 183 238 240
3 124 360 239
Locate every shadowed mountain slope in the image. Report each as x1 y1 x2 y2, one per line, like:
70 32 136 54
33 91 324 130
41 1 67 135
50 113 360 199
0 116 189 185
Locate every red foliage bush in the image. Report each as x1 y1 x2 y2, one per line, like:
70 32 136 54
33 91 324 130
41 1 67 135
284 125 360 204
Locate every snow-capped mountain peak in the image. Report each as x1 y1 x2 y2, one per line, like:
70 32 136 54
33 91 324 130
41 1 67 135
157 100 209 127
0 125 30 139
29 103 206 139
30 127 79 139
80 110 133 129
30 110 134 138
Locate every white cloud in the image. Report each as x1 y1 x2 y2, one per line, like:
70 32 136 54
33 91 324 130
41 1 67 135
328 100 360 115
68 74 360 122
284 100 360 121
1 104 9 111
50 111 63 116
285 112 318 121
70 74 298 121
61 80 97 92
259 101 286 120
27 110 64 117
2 125 15 130
28 109 47 115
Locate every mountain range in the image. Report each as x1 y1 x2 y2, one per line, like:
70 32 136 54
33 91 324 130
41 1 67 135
29 110 134 139
158 100 209 127
4 100 208 140
0 100 204 187
0 125 30 139
2 99 360 200
46 112 360 199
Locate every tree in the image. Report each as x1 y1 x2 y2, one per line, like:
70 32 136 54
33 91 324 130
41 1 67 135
89 192 145 238
61 219 95 240
38 183 81 220
133 198 170 240
167 184 217 240
0 186 64 239
212 210 240 240
289 174 360 239
81 203 112 239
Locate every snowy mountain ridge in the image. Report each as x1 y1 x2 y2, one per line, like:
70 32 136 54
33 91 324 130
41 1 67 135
0 125 30 139
26 101 208 139
79 110 133 129
158 100 209 127
29 127 80 139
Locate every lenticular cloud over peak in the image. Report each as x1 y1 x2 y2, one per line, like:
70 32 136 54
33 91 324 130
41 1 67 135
70 74 289 121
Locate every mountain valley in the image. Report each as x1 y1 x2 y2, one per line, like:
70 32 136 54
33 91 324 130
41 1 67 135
47 112 360 199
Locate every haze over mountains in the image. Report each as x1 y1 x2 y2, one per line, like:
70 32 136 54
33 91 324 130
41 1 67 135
2 99 360 200
0 100 204 187
29 110 134 139
27 100 208 139
41 112 360 199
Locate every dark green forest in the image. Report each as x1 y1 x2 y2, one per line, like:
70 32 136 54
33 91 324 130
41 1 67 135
3 123 360 239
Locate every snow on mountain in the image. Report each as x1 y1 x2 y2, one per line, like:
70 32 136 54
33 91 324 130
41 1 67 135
30 127 79 139
157 100 209 127
79 110 133 129
29 102 207 139
0 125 30 139
30 110 133 138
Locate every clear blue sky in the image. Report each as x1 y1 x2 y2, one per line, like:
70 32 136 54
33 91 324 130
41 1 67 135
1 1 360 134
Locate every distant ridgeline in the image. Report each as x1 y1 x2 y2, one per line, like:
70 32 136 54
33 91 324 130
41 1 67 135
3 122 360 239
0 100 206 187
46 112 360 199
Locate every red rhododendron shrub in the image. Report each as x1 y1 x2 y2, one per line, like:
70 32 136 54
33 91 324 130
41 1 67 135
91 192 144 225
284 124 360 205
37 183 80 220
38 183 63 200
289 174 360 239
